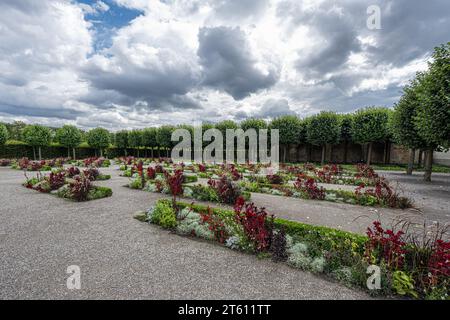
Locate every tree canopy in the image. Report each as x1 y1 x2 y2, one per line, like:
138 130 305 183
55 125 81 149
86 128 110 150
0 124 8 146
23 124 52 147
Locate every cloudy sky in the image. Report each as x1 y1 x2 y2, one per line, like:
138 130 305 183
0 0 449 130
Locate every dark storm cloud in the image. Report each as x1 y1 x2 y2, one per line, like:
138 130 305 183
82 53 202 111
198 26 280 100
0 104 85 120
366 0 450 66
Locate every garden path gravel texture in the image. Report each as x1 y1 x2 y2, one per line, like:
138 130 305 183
0 166 373 300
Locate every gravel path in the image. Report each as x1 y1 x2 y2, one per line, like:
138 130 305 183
0 166 372 300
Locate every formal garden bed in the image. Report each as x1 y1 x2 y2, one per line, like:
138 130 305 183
123 161 412 209
134 197 449 300
23 167 112 201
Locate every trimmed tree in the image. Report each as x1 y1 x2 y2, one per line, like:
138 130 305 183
115 130 129 156
269 115 302 163
240 118 267 162
156 125 175 157
339 114 353 163
306 111 341 165
390 77 429 175
414 43 450 181
86 128 110 157
142 128 158 158
23 124 52 160
351 107 390 165
128 130 143 157
0 124 8 146
55 125 81 159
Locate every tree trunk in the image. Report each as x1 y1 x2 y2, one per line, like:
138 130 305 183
166 149 169 158
343 140 348 164
406 148 415 175
283 145 287 163
38 147 42 161
137 149 140 158
124 149 127 157
72 148 76 160
151 148 154 158
321 145 326 165
100 149 103 157
418 150 423 167
33 146 36 161
67 148 70 158
366 142 373 166
423 150 433 182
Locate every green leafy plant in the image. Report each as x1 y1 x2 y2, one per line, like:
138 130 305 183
392 271 418 298
151 200 177 229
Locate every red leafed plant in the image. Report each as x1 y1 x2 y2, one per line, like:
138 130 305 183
234 197 273 252
355 163 378 179
155 164 164 173
266 174 284 185
355 178 411 208
164 169 184 212
147 167 156 180
427 239 450 284
83 168 100 181
69 174 92 201
66 166 80 178
47 171 66 190
208 175 242 204
199 207 229 243
294 174 325 200
198 163 206 172
365 220 406 269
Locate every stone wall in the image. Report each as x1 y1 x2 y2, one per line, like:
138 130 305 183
286 142 410 164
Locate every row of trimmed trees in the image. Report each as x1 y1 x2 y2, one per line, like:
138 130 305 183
390 42 450 181
0 110 393 164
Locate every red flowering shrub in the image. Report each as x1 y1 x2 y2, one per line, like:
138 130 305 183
208 175 243 204
234 197 273 252
294 174 325 200
365 221 406 269
199 207 229 243
198 163 206 172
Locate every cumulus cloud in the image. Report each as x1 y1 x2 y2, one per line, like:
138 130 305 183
252 98 297 119
198 26 280 100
